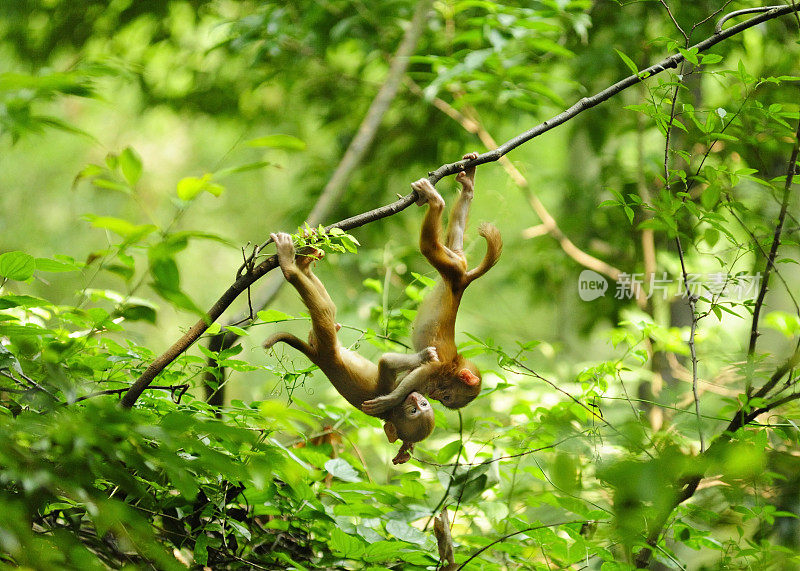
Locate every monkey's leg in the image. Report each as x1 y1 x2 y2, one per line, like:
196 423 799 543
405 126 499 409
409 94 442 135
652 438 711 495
272 233 339 355
445 183 473 253
413 179 464 282
295 248 342 351
296 250 336 316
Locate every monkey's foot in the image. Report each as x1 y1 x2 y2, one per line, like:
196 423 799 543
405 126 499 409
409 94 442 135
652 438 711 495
296 247 324 270
411 178 445 208
455 152 478 189
392 442 413 465
419 346 439 364
271 233 298 278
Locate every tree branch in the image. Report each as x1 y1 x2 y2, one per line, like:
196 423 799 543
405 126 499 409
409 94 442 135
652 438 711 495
747 113 800 357
121 4 800 409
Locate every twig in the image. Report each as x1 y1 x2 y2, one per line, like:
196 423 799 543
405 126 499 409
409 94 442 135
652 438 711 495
456 520 596 570
121 4 800 409
747 114 800 358
74 384 189 404
715 5 788 33
0 370 60 402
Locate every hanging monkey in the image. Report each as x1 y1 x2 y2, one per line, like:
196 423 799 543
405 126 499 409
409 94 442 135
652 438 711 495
362 152 502 414
264 232 437 465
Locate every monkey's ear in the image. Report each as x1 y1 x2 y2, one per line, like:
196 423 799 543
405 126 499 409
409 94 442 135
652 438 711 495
458 368 480 387
384 421 399 443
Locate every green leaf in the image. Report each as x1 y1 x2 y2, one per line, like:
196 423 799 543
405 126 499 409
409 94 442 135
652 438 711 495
177 174 225 201
0 251 36 281
0 344 24 375
329 526 364 557
92 178 131 194
325 458 361 483
764 311 800 337
700 53 723 65
703 227 719 247
227 519 252 542
363 540 406 562
194 533 211 566
386 520 426 545
84 215 157 241
615 49 638 74
247 134 306 151
257 309 294 323
437 439 463 463
214 161 272 178
119 146 142 186
0 294 51 309
149 257 180 291
35 257 80 272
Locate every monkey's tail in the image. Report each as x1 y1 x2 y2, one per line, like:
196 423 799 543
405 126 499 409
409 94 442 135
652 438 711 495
465 222 502 284
264 332 317 362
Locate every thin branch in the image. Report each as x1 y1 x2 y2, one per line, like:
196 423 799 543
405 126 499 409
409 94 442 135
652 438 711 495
455 520 598 570
73 384 189 404
715 5 788 33
121 4 800 409
747 113 800 357
0 370 60 402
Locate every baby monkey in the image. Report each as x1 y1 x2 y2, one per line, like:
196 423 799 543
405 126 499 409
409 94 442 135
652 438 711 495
362 152 502 414
264 232 438 465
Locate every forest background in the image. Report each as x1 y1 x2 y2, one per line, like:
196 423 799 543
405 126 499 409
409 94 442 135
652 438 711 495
1 0 800 569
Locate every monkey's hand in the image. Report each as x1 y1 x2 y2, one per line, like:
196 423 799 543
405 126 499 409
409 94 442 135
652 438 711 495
362 393 401 415
411 178 445 208
418 346 439 364
455 151 479 190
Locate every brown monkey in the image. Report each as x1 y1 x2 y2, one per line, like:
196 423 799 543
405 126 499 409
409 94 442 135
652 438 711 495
362 152 502 414
264 232 438 465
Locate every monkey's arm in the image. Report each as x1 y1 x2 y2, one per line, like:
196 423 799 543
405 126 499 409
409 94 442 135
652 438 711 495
362 365 431 415
376 347 438 394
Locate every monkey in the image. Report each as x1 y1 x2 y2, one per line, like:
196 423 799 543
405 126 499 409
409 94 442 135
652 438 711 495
362 152 502 415
263 232 438 465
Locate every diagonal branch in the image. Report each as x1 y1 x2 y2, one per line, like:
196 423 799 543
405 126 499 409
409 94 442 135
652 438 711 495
120 4 800 409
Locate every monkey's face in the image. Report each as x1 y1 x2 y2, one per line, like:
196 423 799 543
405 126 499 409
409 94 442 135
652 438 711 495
431 359 482 409
391 392 435 444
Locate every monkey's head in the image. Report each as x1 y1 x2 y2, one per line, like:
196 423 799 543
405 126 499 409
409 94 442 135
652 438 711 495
383 392 435 464
429 357 482 409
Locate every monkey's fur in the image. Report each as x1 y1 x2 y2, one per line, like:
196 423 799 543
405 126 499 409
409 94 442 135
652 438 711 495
362 153 502 415
264 233 437 465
